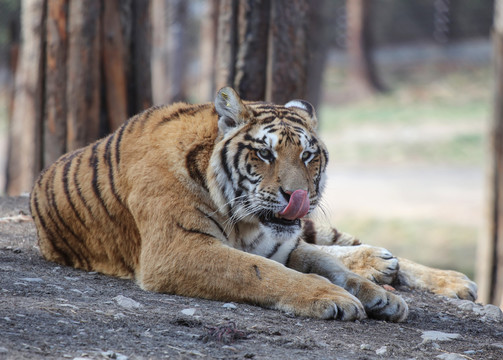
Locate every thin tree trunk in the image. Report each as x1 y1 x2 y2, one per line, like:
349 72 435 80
346 0 383 98
214 0 238 91
198 0 219 101
234 0 270 101
151 0 188 104
103 0 129 132
266 0 309 104
6 0 45 195
7 16 20 122
305 0 329 111
129 0 152 112
6 0 154 195
44 0 67 166
207 0 328 108
478 0 503 305
66 0 101 151
151 0 168 104
166 0 188 103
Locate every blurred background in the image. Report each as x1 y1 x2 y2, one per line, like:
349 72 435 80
0 0 500 305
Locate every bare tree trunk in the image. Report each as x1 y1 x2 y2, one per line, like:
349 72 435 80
198 0 219 101
266 0 310 104
6 0 153 195
66 0 101 151
103 0 129 132
151 0 168 104
214 0 238 91
210 0 328 107
305 0 329 111
129 0 153 112
6 0 45 195
151 0 188 104
7 15 20 122
346 0 383 98
44 0 67 165
166 0 188 102
234 0 270 101
478 0 503 305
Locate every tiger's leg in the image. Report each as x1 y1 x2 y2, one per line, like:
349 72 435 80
396 257 477 301
316 244 477 300
287 241 408 322
302 220 477 300
135 223 366 321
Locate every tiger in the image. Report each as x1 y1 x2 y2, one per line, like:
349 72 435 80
30 87 477 322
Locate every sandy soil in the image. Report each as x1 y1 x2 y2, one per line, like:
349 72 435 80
1 196 502 360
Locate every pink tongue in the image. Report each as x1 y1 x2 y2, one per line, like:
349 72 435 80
278 189 310 220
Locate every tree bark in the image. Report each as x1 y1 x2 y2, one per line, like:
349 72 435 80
44 0 67 166
234 0 270 101
305 0 329 111
478 0 503 305
6 0 46 195
102 0 129 132
214 0 238 91
210 0 328 107
198 0 219 101
66 0 101 151
266 0 310 104
6 0 153 195
129 0 152 112
166 0 188 103
151 0 188 104
151 0 168 104
346 0 384 98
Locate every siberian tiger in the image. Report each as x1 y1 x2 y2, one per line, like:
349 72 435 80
30 87 477 322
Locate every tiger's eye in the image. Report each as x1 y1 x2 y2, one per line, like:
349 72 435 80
258 148 273 161
302 151 312 162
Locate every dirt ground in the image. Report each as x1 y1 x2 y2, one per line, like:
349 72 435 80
1 196 502 360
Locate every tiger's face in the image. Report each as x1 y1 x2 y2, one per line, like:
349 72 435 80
209 88 328 238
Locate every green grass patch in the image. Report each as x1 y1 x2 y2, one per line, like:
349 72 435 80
318 64 490 166
334 216 478 279
324 132 486 165
320 64 490 131
319 96 489 133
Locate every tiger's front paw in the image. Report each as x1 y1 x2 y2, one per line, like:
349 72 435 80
346 276 409 322
318 245 399 285
279 274 366 321
370 290 409 322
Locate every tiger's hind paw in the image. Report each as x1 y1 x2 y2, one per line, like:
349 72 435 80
425 270 478 301
397 258 478 301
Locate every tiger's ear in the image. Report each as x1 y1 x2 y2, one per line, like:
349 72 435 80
285 100 318 129
215 87 250 135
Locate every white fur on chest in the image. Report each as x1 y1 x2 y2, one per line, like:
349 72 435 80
226 222 300 265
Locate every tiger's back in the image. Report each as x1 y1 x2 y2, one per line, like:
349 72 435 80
30 102 218 278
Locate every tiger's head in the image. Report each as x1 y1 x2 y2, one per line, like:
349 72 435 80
208 87 328 238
